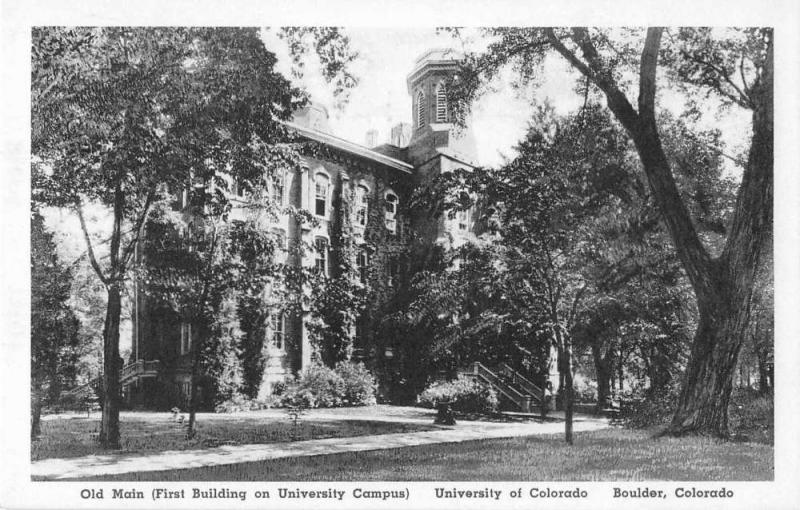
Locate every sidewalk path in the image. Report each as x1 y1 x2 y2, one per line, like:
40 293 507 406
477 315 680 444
32 414 610 480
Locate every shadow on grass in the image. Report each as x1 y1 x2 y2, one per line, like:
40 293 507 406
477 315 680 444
32 415 439 461
61 428 773 482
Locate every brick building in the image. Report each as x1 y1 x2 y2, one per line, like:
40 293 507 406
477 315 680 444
121 49 481 408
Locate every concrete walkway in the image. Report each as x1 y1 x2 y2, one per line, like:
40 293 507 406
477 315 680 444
31 413 610 480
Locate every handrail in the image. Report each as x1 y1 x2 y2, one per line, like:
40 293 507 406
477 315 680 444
120 360 161 383
498 363 543 403
467 362 531 412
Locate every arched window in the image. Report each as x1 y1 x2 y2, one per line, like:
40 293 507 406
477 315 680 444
314 172 330 217
384 191 398 234
435 83 448 123
416 90 426 129
355 184 369 227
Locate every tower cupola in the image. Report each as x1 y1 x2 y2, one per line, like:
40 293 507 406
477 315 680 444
406 48 477 166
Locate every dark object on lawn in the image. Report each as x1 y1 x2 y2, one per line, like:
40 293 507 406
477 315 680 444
434 400 456 425
286 405 305 441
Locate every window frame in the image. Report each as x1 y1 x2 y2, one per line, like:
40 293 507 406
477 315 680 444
314 236 329 277
416 90 426 129
180 322 192 356
356 249 369 284
355 183 370 227
270 312 284 349
384 191 398 234
271 170 286 207
435 82 448 123
314 172 330 218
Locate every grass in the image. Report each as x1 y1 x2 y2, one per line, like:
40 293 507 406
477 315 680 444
71 427 773 482
32 408 437 461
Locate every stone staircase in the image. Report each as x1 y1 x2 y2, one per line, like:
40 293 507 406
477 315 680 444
460 361 543 413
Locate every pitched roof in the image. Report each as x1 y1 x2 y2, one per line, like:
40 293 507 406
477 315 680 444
284 121 413 174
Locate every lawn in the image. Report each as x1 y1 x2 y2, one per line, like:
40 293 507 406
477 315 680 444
73 427 773 482
32 408 438 461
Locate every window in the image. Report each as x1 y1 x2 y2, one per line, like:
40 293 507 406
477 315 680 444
180 322 192 355
270 312 284 349
435 83 448 123
314 237 329 276
273 228 287 252
416 90 426 129
357 249 369 284
457 209 470 231
314 173 330 217
385 192 398 234
387 257 400 287
355 184 369 227
271 171 285 206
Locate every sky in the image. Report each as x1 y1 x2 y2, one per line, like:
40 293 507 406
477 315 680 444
262 27 586 168
261 27 751 170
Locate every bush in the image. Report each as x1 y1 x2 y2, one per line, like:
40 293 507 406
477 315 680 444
214 394 276 413
335 361 378 406
418 375 499 414
729 387 773 444
281 364 344 408
279 362 378 409
621 383 681 428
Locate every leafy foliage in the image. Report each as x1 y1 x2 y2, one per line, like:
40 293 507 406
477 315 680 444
31 210 81 407
418 375 499 414
280 362 378 409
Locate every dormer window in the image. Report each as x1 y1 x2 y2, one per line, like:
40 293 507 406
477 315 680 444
416 90 426 129
435 83 448 123
314 172 330 217
355 184 369 227
385 191 398 234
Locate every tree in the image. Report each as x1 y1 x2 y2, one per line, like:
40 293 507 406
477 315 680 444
449 27 772 437
141 193 293 437
32 27 357 448
31 209 80 438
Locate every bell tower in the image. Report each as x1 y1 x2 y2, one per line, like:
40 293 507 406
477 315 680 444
406 48 478 167
406 48 478 248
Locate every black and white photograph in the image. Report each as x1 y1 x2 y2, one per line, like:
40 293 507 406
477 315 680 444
2 1 799 508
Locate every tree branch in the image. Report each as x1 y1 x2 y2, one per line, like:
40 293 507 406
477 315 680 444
75 200 110 285
120 191 155 271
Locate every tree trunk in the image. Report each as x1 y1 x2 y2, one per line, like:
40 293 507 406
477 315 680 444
563 343 574 445
31 389 43 440
186 321 204 440
666 290 749 437
99 283 122 449
592 344 612 412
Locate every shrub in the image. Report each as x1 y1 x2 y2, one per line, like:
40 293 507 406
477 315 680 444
278 362 378 409
621 383 681 428
418 375 499 414
335 361 378 406
214 394 276 413
282 364 344 408
729 387 774 444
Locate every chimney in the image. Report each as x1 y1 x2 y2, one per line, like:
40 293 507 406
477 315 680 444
365 129 379 148
390 123 411 148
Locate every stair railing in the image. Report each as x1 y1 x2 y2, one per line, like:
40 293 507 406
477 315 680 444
497 363 543 404
463 362 532 413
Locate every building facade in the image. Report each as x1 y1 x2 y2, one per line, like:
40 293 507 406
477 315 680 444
121 49 482 408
